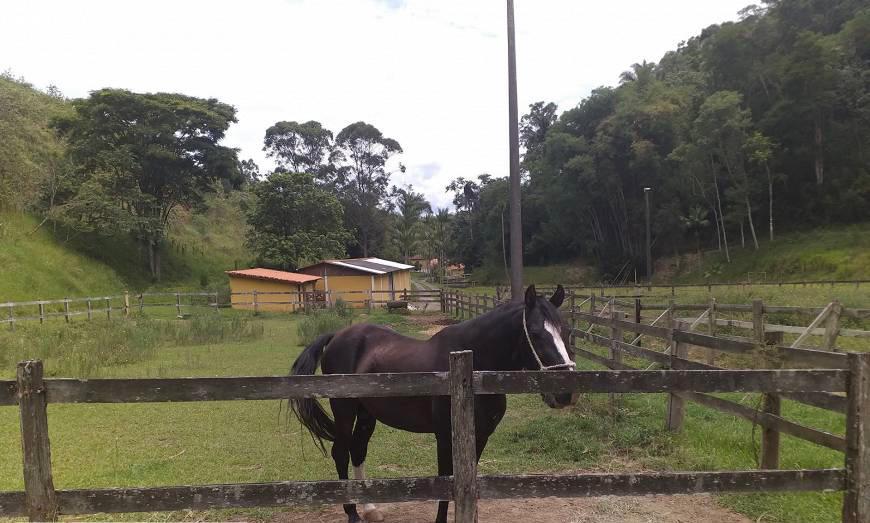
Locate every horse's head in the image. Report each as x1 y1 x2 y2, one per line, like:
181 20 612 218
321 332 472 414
517 284 578 409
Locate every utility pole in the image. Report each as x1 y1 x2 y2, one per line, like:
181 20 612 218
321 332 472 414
507 0 523 301
644 187 652 282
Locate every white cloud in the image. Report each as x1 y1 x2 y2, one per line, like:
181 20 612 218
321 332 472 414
2 0 748 209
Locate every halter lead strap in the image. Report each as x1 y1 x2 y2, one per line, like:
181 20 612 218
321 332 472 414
522 308 576 371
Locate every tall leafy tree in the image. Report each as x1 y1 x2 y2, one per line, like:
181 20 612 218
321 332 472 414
334 122 402 256
263 120 335 180
245 171 348 269
390 185 431 263
52 89 239 280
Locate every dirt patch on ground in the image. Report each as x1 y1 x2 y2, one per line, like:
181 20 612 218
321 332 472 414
404 313 456 338
271 494 751 523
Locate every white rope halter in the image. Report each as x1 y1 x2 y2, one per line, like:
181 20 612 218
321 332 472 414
522 308 576 371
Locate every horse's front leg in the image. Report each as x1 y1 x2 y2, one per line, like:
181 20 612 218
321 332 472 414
434 432 453 523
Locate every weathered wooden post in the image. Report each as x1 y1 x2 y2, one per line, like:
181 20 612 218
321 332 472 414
843 352 869 522
7 304 14 331
754 299 780 469
252 289 259 316
105 298 111 320
610 311 624 415
123 292 130 317
63 299 70 324
590 294 596 316
665 300 686 432
175 292 182 318
824 299 842 351
138 294 144 314
38 303 45 325
634 298 642 347
450 351 478 523
707 297 717 365
86 300 92 321
17 361 58 521
569 292 577 346
366 290 372 313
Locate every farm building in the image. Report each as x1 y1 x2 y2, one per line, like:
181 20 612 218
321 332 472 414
297 257 414 306
225 268 321 312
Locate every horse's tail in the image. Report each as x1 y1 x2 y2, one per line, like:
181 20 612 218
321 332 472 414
289 333 336 454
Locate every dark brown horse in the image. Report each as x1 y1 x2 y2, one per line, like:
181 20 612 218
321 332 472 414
290 284 576 523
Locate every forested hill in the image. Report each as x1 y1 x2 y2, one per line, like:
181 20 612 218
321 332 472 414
455 0 870 281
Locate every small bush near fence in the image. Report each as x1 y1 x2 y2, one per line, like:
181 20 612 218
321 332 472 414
0 313 265 378
297 301 353 346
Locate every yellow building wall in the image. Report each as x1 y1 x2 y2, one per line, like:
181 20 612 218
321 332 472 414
228 277 312 312
316 275 373 307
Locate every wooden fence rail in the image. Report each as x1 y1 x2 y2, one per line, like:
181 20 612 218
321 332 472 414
1 355 866 521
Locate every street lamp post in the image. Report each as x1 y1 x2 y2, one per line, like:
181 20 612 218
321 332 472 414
507 0 523 301
644 187 652 282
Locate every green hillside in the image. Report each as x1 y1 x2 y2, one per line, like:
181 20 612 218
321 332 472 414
0 192 252 302
666 224 870 283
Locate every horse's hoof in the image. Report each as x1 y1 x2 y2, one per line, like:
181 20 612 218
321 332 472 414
363 508 385 522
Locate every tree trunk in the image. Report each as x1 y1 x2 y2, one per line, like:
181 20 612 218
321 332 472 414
712 204 722 252
740 219 745 249
745 195 760 250
146 238 161 282
814 112 824 185
766 163 774 241
713 173 730 263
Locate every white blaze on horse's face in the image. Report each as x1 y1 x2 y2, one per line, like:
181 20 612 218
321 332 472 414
544 321 574 369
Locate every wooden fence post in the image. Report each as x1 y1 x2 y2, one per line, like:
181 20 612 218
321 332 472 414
105 298 111 320
824 300 842 352
124 292 130 318
86 300 92 321
569 292 577 346
253 290 259 316
707 298 717 365
665 300 685 432
843 352 869 522
634 298 642 348
590 294 596 316
38 303 45 325
175 292 182 317
755 299 780 469
17 361 58 521
7 305 14 331
63 299 70 324
449 350 478 523
610 311 624 415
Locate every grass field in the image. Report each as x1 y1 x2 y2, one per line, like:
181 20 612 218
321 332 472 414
0 302 856 522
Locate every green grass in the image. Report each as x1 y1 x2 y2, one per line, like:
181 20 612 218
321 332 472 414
0 192 253 302
0 304 857 522
0 213 127 301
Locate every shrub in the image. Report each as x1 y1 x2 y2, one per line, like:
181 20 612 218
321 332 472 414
297 310 350 346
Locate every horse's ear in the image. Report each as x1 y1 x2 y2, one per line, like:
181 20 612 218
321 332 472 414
550 285 565 308
524 284 537 309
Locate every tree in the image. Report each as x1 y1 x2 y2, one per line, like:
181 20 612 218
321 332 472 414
263 120 335 181
391 185 431 263
334 122 403 256
53 89 239 280
245 171 348 270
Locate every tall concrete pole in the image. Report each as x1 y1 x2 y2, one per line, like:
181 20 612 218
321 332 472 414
644 187 652 281
507 0 523 301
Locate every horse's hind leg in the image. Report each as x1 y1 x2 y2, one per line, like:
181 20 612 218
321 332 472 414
350 408 383 522
330 399 362 523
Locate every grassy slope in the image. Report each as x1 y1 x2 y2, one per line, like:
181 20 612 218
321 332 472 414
0 192 252 301
668 223 870 283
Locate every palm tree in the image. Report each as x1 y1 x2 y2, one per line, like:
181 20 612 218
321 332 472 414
680 206 710 270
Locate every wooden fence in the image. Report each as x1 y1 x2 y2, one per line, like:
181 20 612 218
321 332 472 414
553 278 870 298
0 289 446 328
1 352 866 522
443 289 870 496
0 292 220 329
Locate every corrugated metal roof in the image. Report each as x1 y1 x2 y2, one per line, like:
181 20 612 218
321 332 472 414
225 268 321 284
301 257 414 275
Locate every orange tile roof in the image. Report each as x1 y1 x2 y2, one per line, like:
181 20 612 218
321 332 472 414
225 268 321 284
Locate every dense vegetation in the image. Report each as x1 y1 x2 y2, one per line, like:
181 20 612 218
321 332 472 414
450 0 870 281
2 0 868 298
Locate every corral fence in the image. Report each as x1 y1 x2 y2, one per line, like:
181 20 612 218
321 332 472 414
563 278 870 297
1 351 867 522
0 289 446 328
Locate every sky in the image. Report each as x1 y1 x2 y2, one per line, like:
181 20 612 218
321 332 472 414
2 0 750 209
